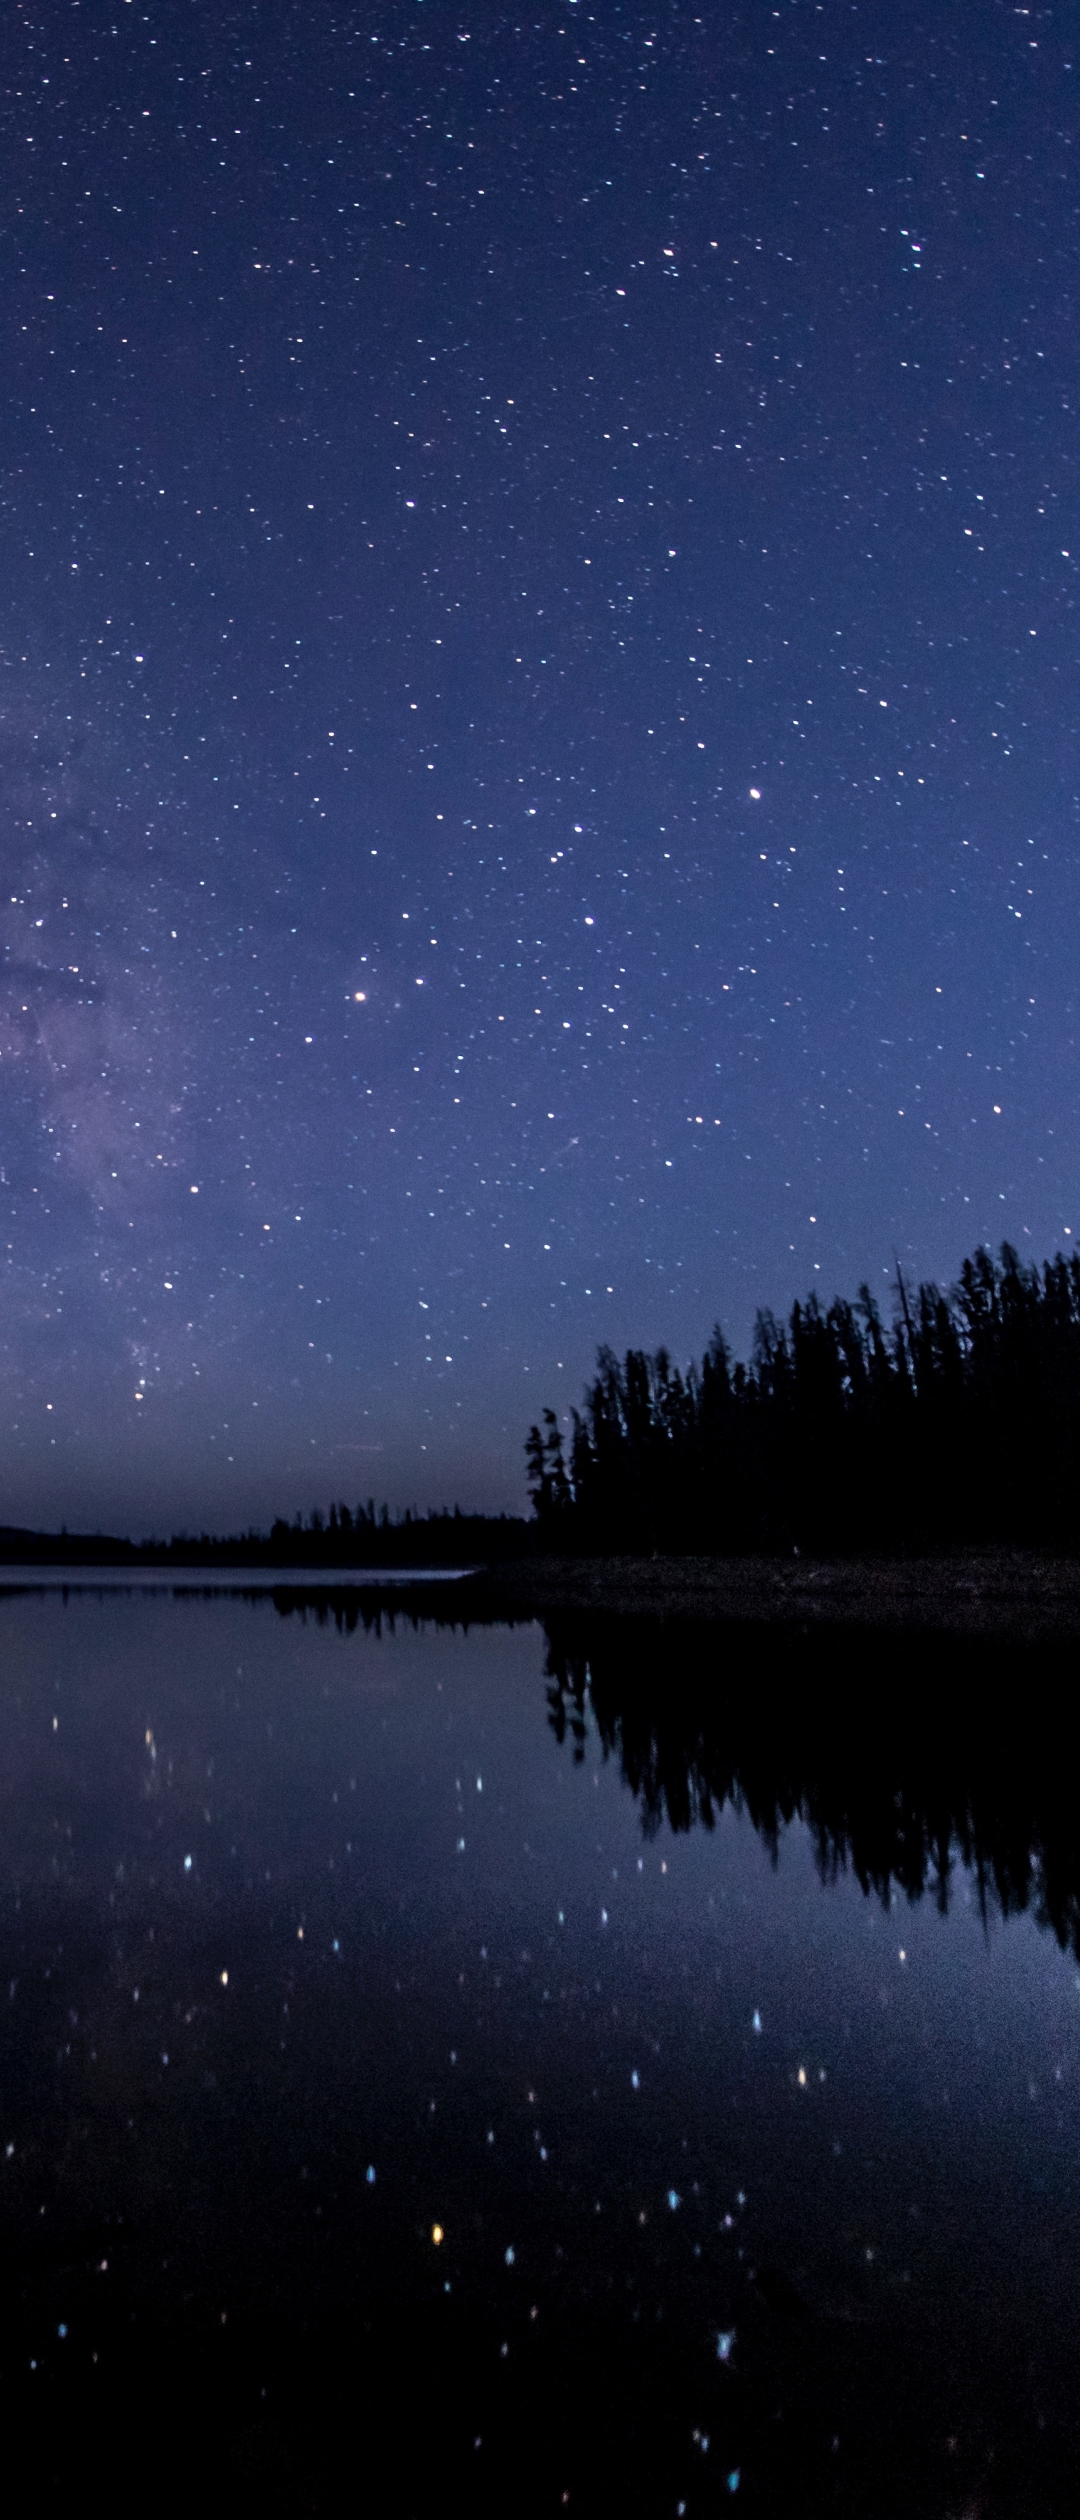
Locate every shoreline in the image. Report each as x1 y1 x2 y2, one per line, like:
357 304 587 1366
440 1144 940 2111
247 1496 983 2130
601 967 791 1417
0 1561 475 1593
4 1548 1080 1641
463 1550 1080 1641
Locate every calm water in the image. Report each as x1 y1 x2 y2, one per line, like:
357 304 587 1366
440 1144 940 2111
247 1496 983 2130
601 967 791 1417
1 1584 1078 2513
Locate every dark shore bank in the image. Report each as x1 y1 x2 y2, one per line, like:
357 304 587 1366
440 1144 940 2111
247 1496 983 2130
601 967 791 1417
464 1550 1080 1642
6 1535 1080 1641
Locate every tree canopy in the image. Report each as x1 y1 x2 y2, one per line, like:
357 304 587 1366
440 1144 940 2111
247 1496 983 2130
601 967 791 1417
527 1243 1080 1553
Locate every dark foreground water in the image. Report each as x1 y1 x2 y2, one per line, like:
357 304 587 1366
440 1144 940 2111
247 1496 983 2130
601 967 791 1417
1 1583 1079 2514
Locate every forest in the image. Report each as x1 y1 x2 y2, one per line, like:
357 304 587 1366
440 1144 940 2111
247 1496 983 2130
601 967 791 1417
0 1502 532 1570
526 1242 1080 1554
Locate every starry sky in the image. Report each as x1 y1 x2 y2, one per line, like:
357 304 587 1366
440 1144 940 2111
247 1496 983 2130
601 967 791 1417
1 0 1077 1534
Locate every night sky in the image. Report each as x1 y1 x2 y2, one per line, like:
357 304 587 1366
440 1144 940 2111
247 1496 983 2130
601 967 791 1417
1 0 1076 1534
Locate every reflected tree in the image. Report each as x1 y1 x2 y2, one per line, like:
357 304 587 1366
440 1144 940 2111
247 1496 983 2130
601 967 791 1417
544 1610 1080 1955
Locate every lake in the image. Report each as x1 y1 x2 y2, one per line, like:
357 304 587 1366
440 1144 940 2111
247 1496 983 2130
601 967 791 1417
1 1579 1077 2513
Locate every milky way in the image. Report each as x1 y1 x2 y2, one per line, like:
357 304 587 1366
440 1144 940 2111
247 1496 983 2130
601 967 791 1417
1 0 1076 1531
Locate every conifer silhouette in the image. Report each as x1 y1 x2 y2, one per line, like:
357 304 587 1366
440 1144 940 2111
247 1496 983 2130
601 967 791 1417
526 1243 1080 1552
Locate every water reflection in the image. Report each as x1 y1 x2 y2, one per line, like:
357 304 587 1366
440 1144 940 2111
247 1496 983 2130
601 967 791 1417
2 1585 1078 2513
543 1611 1080 1955
257 1586 1080 1956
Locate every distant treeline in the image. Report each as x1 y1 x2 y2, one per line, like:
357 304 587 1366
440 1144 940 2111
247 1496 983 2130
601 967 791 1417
527 1242 1080 1554
260 1503 534 1569
0 1504 533 1570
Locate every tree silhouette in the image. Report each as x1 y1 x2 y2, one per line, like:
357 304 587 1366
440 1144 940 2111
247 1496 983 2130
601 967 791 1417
526 1242 1080 1553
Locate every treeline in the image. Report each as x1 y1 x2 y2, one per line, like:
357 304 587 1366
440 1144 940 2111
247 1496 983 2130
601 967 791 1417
0 1504 533 1570
261 1502 533 1569
527 1242 1080 1554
